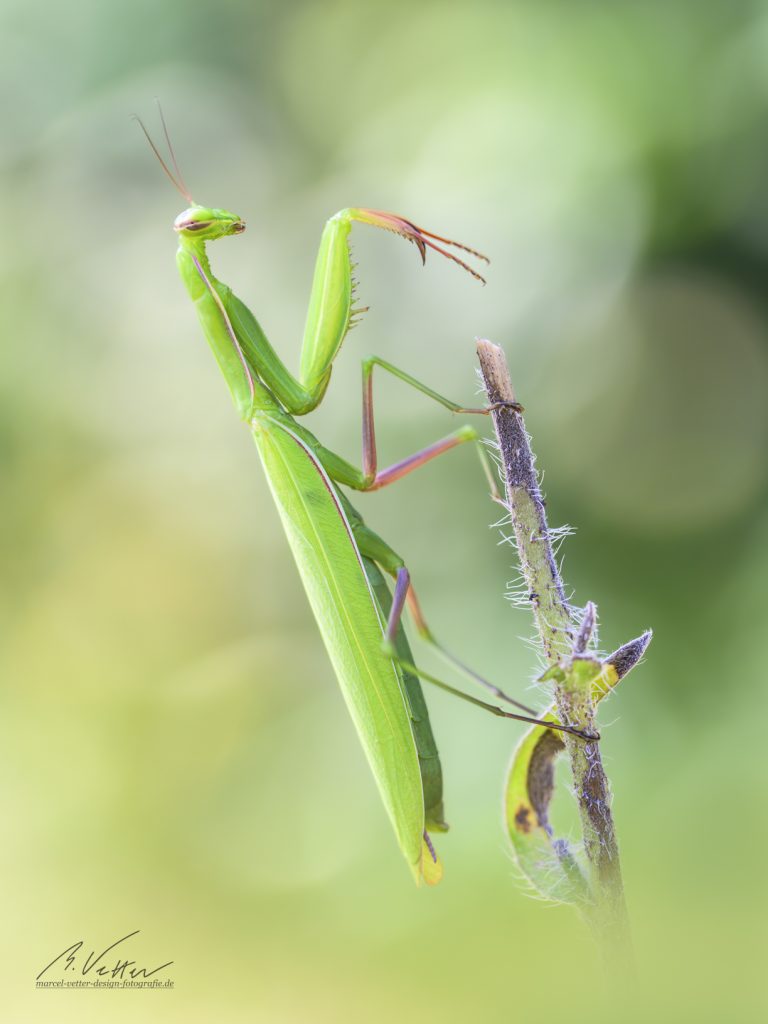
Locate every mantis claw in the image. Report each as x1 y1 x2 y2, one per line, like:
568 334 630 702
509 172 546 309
447 400 524 416
485 400 524 415
575 728 601 742
347 208 490 285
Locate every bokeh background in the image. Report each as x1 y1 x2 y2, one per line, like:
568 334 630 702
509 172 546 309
2 0 767 1020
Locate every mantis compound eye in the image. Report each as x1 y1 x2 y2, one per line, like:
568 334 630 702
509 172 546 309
176 219 212 232
173 210 207 232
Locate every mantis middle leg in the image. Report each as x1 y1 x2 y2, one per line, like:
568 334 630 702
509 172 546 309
315 356 519 493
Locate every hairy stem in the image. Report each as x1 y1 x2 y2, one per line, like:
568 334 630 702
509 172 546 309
476 339 632 968
557 656 632 968
475 341 573 653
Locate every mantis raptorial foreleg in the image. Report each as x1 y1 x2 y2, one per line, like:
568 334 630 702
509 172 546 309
219 210 490 416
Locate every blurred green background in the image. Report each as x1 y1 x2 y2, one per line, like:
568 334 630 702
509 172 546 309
2 0 767 1020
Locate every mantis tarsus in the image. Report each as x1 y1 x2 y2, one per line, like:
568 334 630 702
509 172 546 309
138 112 596 885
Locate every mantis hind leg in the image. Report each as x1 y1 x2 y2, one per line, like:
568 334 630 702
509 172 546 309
359 551 448 834
352 522 535 717
353 521 598 742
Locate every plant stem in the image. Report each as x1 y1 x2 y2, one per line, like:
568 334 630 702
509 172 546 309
557 655 632 969
475 343 574 662
476 338 632 969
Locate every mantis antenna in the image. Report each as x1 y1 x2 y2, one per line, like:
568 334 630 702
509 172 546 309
155 99 193 203
132 102 195 205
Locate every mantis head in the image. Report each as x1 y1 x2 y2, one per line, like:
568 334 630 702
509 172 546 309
135 105 244 241
174 207 246 240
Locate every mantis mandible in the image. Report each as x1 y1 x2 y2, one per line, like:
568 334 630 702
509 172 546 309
137 112 595 885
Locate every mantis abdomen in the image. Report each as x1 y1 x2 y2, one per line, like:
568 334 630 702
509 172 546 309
252 411 443 885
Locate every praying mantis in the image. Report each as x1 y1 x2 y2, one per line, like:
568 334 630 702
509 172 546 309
137 112 595 885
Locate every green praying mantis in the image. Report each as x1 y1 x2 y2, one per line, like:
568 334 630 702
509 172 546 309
137 112 596 885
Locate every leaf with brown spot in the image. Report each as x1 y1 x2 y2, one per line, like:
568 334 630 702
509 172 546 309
514 803 533 834
503 637 648 906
